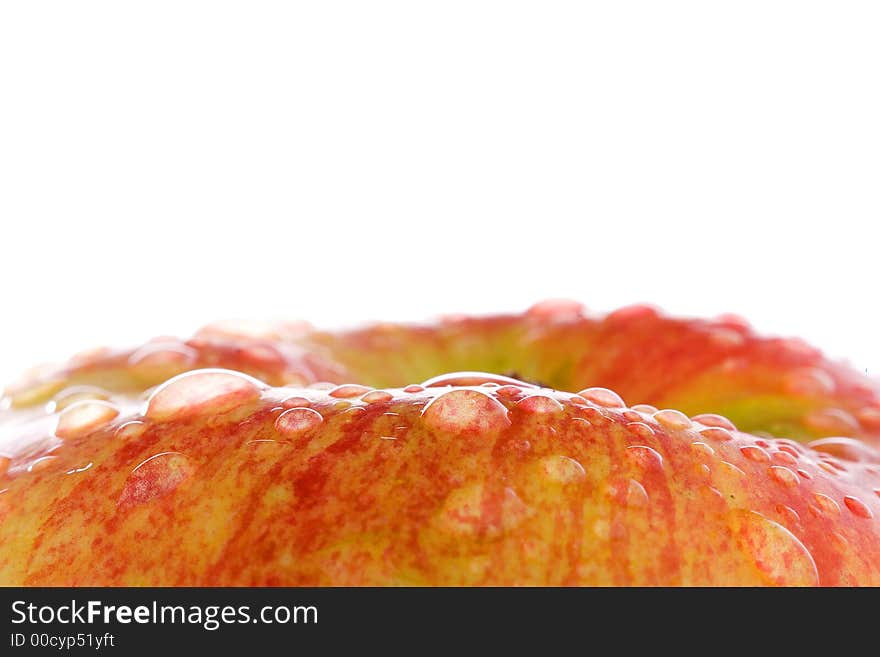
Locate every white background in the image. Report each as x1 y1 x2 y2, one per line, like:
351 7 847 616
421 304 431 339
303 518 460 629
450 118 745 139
1 2 877 384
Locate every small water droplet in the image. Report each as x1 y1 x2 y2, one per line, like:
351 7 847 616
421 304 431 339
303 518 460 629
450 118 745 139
856 406 880 430
436 484 530 537
626 445 663 470
740 445 770 463
275 407 323 439
115 421 146 440
56 400 119 439
708 327 745 348
631 403 658 414
768 466 799 488
690 441 715 457
329 384 371 399
128 341 198 378
783 368 836 397
515 394 563 414
653 409 692 430
403 385 425 393
797 468 812 480
361 390 393 404
65 462 93 475
771 450 798 466
28 456 58 473
843 495 873 519
626 479 649 507
606 304 660 323
697 426 734 442
804 408 859 435
807 437 877 463
145 369 264 422
421 389 510 437
118 452 193 509
52 385 111 411
577 387 624 408
539 455 586 483
626 422 655 440
526 299 586 319
812 492 840 516
281 396 311 408
496 385 525 399
692 413 737 431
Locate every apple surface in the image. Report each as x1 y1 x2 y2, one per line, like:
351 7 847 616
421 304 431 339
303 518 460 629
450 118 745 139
1 301 878 585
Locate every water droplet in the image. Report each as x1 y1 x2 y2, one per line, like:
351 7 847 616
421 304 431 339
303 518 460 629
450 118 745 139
797 468 812 480
812 492 840 516
577 387 624 408
118 452 193 509
783 368 836 397
128 341 198 378
65 462 93 475
708 327 745 348
626 479 649 507
626 445 663 470
275 407 323 439
625 422 655 440
329 384 371 399
606 304 660 323
776 504 801 527
115 421 146 440
56 400 119 439
145 369 264 422
843 495 873 519
539 455 586 484
740 445 770 463
422 372 536 388
653 409 692 430
421 389 510 438
436 484 530 537
690 441 715 457
28 456 58 473
733 509 818 586
771 450 798 466
692 413 736 431
496 385 525 399
515 394 563 414
698 426 734 442
768 466 799 488
403 385 425 393
526 299 586 320
281 396 311 408
804 408 859 435
361 390 393 404
856 406 880 430
807 437 877 463
52 385 111 411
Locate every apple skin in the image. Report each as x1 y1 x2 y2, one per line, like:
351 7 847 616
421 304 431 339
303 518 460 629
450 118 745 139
0 302 879 585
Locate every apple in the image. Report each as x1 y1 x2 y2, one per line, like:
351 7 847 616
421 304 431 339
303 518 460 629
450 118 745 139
1 301 878 585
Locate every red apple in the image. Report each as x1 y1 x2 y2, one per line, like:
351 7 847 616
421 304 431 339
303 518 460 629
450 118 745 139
1 301 878 585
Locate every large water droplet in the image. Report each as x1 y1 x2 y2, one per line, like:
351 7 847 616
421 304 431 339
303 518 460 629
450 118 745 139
145 369 264 422
422 372 537 389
